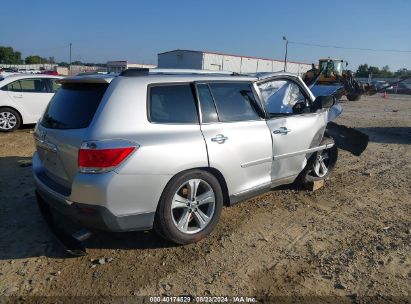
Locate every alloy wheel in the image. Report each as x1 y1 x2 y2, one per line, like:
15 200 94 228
171 179 216 234
0 111 17 130
309 149 330 178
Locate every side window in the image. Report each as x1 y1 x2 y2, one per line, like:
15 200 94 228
258 79 309 115
208 83 260 122
3 80 22 92
196 84 218 123
48 78 62 93
149 84 199 124
19 79 48 93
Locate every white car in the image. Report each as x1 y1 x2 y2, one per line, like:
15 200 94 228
0 74 62 131
0 68 20 78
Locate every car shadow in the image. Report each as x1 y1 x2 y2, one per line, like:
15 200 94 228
85 230 175 251
356 127 411 145
0 151 332 260
0 155 70 260
18 124 36 131
0 155 179 260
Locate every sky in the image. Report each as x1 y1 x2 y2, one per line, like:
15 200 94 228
1 0 410 71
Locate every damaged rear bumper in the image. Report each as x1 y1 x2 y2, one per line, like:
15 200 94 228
36 191 90 256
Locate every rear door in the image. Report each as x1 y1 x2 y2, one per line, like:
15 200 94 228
196 82 273 199
7 78 53 121
34 82 109 189
256 76 328 184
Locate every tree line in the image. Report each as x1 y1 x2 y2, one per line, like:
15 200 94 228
0 45 104 66
355 64 410 78
0 46 55 64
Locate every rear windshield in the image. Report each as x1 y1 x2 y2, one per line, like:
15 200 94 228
41 83 108 129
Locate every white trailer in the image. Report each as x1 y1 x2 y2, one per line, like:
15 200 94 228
158 50 311 75
106 61 156 73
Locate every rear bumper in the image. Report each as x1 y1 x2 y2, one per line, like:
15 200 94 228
36 188 154 232
32 152 161 232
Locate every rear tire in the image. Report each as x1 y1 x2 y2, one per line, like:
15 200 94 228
0 107 21 132
154 170 223 245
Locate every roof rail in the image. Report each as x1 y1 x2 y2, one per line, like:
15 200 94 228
150 68 235 75
119 68 149 77
119 68 244 77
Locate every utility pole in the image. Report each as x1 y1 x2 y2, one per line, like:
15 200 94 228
283 36 288 72
69 42 72 75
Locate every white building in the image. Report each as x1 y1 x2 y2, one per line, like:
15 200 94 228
0 63 58 72
158 50 312 75
106 61 156 73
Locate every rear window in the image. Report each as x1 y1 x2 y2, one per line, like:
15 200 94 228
41 83 108 129
20 79 48 93
149 84 198 124
3 80 22 92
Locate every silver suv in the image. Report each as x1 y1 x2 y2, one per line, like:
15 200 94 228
33 69 341 247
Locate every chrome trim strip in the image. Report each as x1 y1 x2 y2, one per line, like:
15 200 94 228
274 143 334 160
240 157 272 168
34 138 57 153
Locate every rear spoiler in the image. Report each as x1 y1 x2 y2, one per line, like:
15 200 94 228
58 74 116 85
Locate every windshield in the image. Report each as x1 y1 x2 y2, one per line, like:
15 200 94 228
320 61 343 76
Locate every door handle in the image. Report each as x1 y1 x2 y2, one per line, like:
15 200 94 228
273 127 291 135
211 134 228 144
13 95 23 98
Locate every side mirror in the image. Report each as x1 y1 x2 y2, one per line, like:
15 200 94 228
312 95 335 110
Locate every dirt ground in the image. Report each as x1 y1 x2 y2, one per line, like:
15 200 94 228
0 94 410 303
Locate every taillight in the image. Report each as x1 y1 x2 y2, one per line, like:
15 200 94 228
78 140 138 173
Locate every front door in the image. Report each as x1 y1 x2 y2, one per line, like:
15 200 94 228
256 77 328 184
196 82 273 199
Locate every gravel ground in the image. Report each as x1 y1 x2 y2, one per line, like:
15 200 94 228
0 94 410 303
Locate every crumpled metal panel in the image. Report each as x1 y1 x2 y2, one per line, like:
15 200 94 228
326 122 369 156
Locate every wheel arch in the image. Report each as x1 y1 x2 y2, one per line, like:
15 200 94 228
201 167 231 207
159 167 231 208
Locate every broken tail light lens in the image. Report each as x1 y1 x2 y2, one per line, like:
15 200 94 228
78 140 138 173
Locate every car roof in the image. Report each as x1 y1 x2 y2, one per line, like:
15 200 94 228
0 73 62 84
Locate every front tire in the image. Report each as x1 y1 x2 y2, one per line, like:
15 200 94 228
154 170 223 245
0 107 21 132
298 144 338 183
